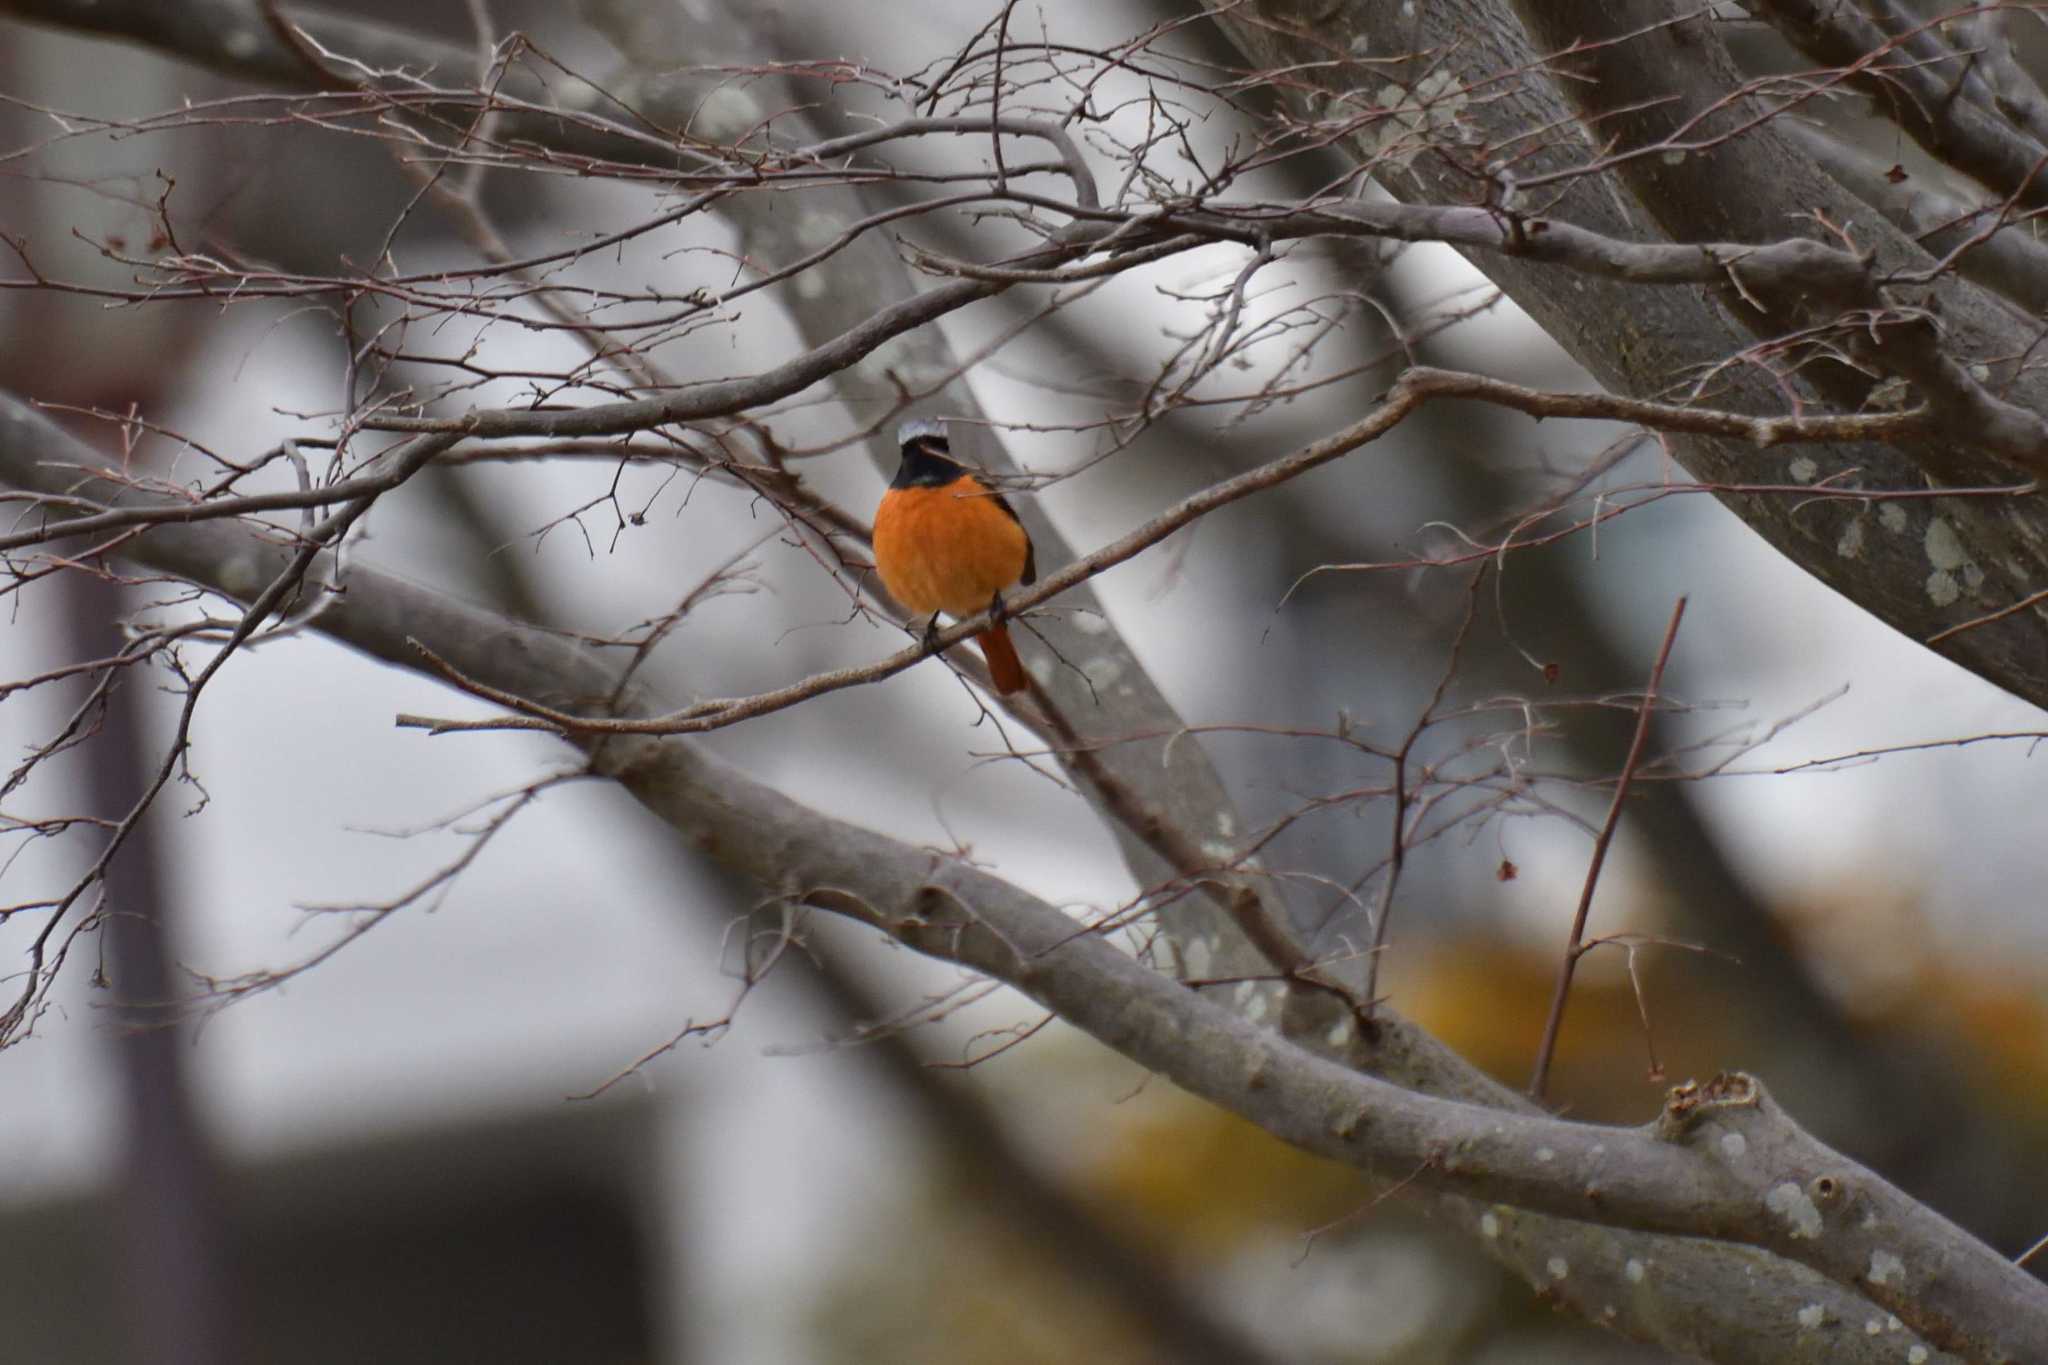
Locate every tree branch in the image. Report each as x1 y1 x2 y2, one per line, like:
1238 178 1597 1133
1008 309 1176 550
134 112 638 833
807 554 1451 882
1750 0 2048 213
1208 0 2048 724
1784 118 2048 319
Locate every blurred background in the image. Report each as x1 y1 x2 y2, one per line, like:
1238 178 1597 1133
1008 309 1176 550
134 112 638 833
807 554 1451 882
1 2 2045 1362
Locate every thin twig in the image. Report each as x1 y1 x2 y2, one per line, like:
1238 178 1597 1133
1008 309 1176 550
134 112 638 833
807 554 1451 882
1363 565 1488 1015
1528 595 1687 1101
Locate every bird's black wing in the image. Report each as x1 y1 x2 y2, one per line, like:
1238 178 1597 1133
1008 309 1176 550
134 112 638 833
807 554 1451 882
989 487 1037 585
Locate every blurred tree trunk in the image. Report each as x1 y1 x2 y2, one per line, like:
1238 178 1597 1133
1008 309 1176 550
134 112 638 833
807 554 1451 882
64 571 240 1365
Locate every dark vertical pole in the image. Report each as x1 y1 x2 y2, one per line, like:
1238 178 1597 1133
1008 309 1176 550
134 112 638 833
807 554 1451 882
63 579 240 1365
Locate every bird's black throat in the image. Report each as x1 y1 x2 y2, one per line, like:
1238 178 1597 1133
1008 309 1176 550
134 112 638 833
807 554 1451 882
891 436 967 490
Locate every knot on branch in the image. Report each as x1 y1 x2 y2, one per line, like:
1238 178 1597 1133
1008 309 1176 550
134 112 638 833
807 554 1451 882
1655 1069 1762 1140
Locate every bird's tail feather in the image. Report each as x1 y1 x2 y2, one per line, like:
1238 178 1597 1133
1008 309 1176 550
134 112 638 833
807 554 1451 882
976 624 1026 695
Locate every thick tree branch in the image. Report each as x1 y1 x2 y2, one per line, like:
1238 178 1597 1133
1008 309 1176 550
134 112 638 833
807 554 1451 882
1208 0 2048 724
1951 6 2048 149
1784 119 2048 319
1514 2 2048 478
1749 0 2048 213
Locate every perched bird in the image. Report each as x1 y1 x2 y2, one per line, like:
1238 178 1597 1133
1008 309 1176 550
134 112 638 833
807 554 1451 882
873 417 1037 695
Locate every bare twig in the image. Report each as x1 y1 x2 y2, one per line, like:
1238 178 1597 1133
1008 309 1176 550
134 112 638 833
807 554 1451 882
1528 595 1687 1101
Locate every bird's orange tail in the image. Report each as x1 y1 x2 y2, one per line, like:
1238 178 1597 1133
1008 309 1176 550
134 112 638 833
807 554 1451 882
975 624 1027 695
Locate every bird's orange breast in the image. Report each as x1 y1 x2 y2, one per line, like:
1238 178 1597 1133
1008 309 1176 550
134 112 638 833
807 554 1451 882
873 475 1031 617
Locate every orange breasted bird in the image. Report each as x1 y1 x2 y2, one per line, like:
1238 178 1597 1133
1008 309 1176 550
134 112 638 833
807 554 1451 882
873 417 1036 695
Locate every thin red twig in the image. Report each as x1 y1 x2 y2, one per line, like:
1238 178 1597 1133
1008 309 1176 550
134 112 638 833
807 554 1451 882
1528 595 1687 1100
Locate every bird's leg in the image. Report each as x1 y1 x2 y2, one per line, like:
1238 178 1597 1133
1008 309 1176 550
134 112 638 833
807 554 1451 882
985 589 1008 626
920 613 944 652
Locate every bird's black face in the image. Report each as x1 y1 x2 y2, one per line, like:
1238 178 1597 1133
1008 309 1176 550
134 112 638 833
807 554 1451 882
891 435 967 489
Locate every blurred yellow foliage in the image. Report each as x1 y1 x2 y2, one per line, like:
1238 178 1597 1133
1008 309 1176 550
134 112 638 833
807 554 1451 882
1079 1084 1371 1256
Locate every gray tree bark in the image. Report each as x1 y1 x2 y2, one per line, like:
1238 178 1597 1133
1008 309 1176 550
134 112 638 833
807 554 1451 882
1203 0 2048 709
